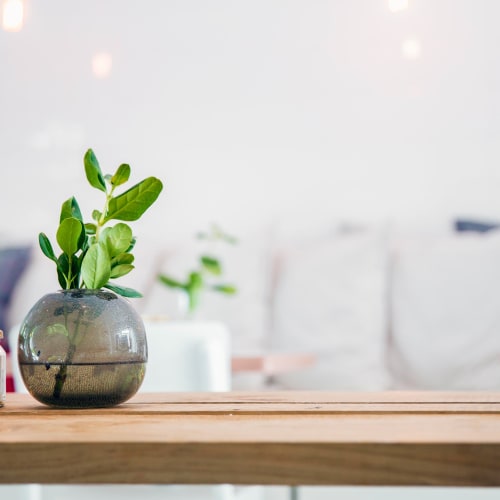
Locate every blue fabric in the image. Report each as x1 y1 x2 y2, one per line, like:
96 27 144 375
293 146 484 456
454 219 500 233
0 246 31 351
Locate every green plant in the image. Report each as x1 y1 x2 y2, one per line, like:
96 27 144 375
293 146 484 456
158 224 237 314
39 149 163 297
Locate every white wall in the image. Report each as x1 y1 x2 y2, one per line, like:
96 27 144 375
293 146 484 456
1 0 500 243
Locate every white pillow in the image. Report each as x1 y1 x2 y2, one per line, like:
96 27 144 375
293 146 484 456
270 228 390 390
390 230 500 390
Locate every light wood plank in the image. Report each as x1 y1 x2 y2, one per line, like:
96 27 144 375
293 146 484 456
4 392 500 415
2 441 500 486
2 392 500 486
4 413 500 443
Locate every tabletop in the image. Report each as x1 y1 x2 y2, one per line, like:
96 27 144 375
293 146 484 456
2 391 500 486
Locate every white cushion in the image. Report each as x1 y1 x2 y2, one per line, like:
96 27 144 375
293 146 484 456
390 230 500 389
270 228 390 390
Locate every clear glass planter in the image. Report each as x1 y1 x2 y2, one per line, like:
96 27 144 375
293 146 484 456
18 289 147 408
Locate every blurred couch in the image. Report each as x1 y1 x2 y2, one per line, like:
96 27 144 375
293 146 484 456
3 217 500 392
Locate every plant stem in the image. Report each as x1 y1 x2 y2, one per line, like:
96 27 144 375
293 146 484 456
53 342 76 399
66 254 73 289
52 308 84 399
95 186 115 242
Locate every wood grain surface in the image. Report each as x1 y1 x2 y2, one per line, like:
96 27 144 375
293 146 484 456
2 392 500 486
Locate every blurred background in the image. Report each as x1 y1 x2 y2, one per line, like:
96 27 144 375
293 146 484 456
1 0 499 239
3 0 500 396
4 4 500 497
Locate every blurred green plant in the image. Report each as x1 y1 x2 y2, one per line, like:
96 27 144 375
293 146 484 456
158 224 238 314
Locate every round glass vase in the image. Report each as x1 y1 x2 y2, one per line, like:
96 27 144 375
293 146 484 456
17 289 147 408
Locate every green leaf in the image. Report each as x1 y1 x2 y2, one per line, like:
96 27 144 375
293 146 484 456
111 164 131 187
197 224 238 245
110 264 134 278
81 243 111 289
111 253 135 266
85 223 97 235
92 210 102 222
39 233 57 262
103 282 142 298
56 253 68 289
188 271 204 289
105 177 163 222
200 255 222 275
126 236 137 253
84 149 106 192
214 226 238 245
158 274 186 289
105 223 133 257
186 286 201 312
46 323 70 338
56 268 67 289
60 197 83 223
56 253 80 289
99 227 111 241
221 234 238 245
212 284 237 294
56 217 84 255
85 236 95 249
77 248 86 267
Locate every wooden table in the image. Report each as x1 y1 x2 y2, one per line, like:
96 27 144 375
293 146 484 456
2 391 500 486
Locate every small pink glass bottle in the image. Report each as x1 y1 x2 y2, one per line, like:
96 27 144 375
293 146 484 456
0 330 5 407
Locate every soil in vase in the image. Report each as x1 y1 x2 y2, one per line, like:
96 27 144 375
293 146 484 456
19 361 146 408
